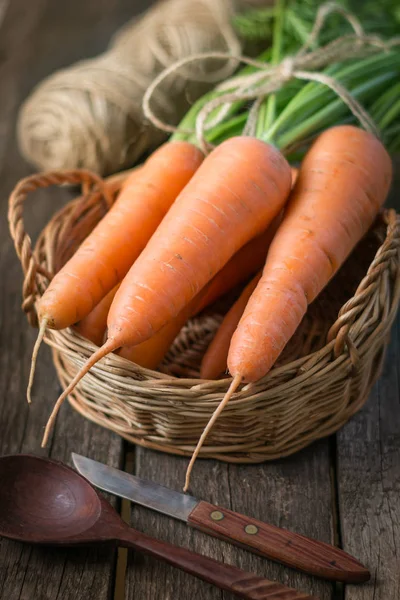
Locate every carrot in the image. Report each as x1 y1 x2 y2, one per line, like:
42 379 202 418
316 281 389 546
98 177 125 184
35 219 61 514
118 289 204 369
75 284 120 346
196 212 283 313
184 125 392 491
38 141 204 329
290 166 299 186
119 214 283 369
28 141 203 402
108 137 291 346
43 135 292 446
193 167 299 311
200 271 262 380
230 126 392 381
76 169 294 354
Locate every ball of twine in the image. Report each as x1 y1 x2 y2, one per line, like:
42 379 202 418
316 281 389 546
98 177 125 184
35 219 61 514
17 0 243 176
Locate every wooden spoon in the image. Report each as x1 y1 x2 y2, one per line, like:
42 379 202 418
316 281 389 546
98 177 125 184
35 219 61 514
0 455 316 600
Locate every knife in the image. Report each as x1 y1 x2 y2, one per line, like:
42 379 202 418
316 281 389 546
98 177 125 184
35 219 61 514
72 453 369 584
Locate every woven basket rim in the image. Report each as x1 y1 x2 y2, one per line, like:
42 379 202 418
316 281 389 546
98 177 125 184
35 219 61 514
7 167 400 463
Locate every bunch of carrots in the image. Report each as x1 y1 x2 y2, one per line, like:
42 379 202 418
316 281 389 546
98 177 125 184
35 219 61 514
31 125 392 471
22 3 398 489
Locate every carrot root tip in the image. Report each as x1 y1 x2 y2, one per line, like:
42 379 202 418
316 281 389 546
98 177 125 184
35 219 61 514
27 318 48 404
41 338 118 447
183 372 242 492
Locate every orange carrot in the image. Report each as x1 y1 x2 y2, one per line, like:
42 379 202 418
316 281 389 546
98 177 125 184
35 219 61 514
196 212 283 313
75 168 294 353
229 126 392 382
28 141 203 402
80 212 283 356
290 166 299 186
38 142 204 330
75 284 120 346
114 169 295 367
184 125 392 491
200 271 262 380
107 137 290 348
125 172 294 372
119 214 283 369
118 288 206 369
195 166 296 312
43 136 292 446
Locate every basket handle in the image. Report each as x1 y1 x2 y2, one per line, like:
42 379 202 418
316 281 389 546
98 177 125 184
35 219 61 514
8 169 110 326
328 209 400 359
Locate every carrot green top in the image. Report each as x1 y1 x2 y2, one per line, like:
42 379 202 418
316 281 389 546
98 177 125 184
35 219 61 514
143 0 400 157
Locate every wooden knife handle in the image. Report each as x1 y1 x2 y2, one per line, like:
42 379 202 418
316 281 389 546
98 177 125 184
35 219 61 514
188 501 370 584
118 525 316 600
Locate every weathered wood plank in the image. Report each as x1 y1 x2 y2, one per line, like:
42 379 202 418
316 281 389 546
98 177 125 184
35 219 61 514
125 443 334 600
0 0 144 598
335 161 400 600
126 452 237 600
222 444 335 600
336 312 400 600
0 0 9 26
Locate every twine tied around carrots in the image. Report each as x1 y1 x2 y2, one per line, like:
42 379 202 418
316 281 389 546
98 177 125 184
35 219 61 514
143 1 400 155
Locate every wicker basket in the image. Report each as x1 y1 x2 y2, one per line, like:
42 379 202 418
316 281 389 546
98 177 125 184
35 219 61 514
8 169 400 462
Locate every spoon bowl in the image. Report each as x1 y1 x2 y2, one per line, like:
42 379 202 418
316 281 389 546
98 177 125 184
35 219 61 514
0 455 101 542
0 455 315 600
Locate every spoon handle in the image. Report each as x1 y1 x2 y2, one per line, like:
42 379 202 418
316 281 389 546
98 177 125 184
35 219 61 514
117 526 316 600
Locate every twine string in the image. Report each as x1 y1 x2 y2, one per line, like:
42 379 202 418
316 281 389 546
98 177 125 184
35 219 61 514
143 1 400 153
17 0 242 175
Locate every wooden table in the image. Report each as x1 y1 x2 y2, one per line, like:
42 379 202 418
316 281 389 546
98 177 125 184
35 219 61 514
0 1 399 599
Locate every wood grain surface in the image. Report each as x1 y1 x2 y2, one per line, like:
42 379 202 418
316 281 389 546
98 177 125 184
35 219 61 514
336 314 400 600
0 2 399 600
187 500 369 583
126 445 334 600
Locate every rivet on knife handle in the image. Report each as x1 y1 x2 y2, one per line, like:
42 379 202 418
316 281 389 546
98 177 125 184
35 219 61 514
187 501 370 584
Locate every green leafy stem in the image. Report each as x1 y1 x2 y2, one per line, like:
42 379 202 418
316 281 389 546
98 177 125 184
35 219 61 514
170 1 400 157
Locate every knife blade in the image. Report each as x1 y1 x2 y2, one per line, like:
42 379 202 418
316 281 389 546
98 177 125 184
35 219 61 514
72 453 369 584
